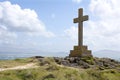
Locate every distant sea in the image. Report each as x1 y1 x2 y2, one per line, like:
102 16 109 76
0 53 37 60
0 52 67 60
0 52 120 61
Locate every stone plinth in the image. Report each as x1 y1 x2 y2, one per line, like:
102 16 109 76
69 45 92 57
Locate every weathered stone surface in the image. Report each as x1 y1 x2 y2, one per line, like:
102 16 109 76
54 57 92 69
54 57 64 64
78 60 90 69
73 8 88 46
33 56 120 69
54 57 120 69
94 57 120 69
69 8 93 57
69 46 92 57
61 60 70 66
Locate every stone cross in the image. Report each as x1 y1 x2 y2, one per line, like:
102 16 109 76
69 8 92 57
74 8 88 46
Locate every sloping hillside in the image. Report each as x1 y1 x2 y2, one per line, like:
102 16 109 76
0 57 120 80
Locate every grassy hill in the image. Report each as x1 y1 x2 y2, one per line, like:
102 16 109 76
0 57 120 80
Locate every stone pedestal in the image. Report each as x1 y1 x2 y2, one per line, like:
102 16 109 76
69 45 92 57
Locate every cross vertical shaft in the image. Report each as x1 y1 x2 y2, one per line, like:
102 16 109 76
74 8 88 46
78 17 83 46
78 9 83 46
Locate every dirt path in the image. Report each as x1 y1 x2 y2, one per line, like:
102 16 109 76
0 63 38 72
0 63 82 72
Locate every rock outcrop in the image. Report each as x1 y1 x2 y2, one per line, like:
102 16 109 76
53 57 120 69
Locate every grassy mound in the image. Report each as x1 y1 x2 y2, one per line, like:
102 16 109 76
0 57 120 80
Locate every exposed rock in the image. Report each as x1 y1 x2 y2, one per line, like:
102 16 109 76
39 59 50 66
61 60 70 66
53 57 63 64
54 57 91 69
94 58 120 69
78 60 90 69
54 57 120 69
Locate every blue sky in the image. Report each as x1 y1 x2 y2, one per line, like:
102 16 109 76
0 0 120 56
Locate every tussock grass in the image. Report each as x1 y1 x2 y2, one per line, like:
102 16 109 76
0 57 120 80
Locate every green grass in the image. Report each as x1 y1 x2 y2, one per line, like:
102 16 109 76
0 58 36 68
87 69 120 80
0 57 120 80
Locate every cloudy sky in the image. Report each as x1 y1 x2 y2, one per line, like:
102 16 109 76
0 0 120 56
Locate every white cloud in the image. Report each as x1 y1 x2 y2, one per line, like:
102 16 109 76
64 26 77 41
65 0 120 51
0 1 55 39
87 0 120 50
0 25 17 44
72 0 82 3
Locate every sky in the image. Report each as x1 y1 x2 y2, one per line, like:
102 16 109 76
0 0 120 56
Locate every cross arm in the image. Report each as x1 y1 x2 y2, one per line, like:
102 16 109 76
73 18 79 23
82 15 89 21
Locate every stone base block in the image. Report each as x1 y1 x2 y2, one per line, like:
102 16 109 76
69 50 82 57
69 45 93 57
74 46 87 51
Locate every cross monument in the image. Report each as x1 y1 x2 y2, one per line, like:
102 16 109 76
74 8 88 46
69 8 92 57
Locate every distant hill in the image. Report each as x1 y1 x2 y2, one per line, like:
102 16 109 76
93 50 120 60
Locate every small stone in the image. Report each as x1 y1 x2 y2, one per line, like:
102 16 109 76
61 60 70 66
78 60 90 69
70 63 78 67
54 57 63 64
